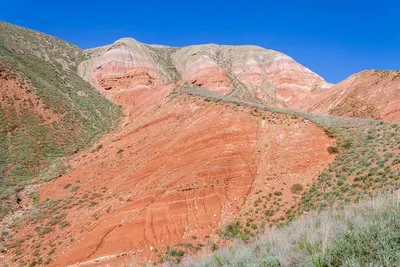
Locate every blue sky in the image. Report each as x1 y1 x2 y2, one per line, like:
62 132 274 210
1 0 398 83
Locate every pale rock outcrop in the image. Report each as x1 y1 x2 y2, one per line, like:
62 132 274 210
78 38 171 94
78 39 331 106
216 45 331 105
79 38 400 123
171 45 232 95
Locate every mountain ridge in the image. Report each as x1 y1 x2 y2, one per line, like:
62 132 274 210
78 37 331 108
78 37 400 123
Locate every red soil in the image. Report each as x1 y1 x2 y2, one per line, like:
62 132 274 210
36 83 334 266
97 67 165 91
2 35 397 267
0 72 60 125
306 70 400 122
3 83 335 266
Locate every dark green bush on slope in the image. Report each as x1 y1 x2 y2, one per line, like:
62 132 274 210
327 209 400 266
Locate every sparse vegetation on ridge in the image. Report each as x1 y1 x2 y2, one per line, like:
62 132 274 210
299 121 400 213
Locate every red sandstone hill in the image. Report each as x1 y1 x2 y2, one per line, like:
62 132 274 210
2 36 338 265
307 70 400 122
77 38 332 107
1 23 399 266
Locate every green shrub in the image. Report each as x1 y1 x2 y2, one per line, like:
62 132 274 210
341 141 352 149
326 210 400 266
327 146 339 154
161 247 185 264
219 221 251 242
301 253 326 267
210 242 219 251
290 183 304 194
258 256 280 267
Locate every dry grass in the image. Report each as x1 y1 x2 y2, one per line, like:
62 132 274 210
181 191 400 267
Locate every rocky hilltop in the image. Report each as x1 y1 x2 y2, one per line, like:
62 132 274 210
78 38 331 107
79 38 400 123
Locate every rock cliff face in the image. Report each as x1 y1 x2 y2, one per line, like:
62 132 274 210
78 38 331 106
78 38 172 94
216 46 331 105
171 45 232 95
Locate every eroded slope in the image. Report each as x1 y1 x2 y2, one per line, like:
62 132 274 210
308 70 400 122
1 81 336 266
78 38 400 124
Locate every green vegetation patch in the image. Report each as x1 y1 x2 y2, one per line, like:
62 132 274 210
299 121 400 213
0 21 121 219
177 86 400 267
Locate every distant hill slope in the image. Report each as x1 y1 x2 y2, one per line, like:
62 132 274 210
0 21 121 214
307 70 400 122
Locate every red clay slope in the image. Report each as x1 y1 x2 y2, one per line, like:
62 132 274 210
3 33 398 266
2 39 339 266
2 84 334 266
6 83 334 266
0 72 60 126
306 70 400 122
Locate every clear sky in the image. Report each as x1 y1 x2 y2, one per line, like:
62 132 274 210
1 0 398 83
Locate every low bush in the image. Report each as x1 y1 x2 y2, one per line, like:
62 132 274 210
327 146 339 154
290 184 304 194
